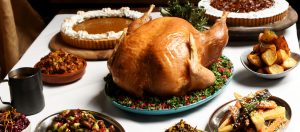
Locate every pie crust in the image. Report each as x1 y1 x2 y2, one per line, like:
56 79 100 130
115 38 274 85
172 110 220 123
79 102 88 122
60 7 143 49
198 0 289 26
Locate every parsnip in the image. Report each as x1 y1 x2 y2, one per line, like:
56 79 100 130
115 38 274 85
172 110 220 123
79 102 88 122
263 106 286 120
256 100 277 109
219 117 231 129
265 117 287 132
250 111 266 131
218 124 233 132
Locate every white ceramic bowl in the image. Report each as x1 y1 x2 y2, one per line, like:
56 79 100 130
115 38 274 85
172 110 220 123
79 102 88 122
240 49 300 79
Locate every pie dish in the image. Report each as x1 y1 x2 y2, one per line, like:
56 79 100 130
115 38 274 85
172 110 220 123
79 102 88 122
198 0 289 26
60 7 143 49
34 50 87 84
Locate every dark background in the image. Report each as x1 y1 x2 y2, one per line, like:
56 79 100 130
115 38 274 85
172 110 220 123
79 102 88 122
27 0 299 24
27 0 299 40
28 0 199 24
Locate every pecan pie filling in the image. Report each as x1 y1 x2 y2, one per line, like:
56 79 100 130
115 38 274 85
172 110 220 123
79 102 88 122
210 0 274 13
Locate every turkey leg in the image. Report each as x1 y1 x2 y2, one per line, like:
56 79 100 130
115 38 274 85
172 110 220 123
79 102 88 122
127 4 155 34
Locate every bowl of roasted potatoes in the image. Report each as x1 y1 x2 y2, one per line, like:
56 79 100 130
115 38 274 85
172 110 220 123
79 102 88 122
241 30 300 79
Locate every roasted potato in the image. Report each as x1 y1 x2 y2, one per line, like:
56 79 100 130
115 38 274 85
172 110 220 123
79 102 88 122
248 53 262 67
249 30 293 74
265 64 284 74
259 30 278 44
253 43 260 53
261 49 277 66
282 57 297 70
275 35 290 54
260 44 276 53
257 68 265 74
276 49 289 64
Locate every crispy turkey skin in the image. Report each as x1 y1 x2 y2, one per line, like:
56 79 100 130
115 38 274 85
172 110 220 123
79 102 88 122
108 12 228 97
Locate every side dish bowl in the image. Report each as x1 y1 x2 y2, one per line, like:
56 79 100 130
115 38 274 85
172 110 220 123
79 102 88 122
208 96 291 131
34 50 87 84
0 107 31 132
36 61 87 84
35 109 125 132
241 49 300 79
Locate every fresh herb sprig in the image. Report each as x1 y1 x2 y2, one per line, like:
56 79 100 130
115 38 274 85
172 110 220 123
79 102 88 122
160 0 208 31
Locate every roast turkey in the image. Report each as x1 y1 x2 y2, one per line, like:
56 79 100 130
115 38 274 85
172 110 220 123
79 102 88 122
108 7 229 97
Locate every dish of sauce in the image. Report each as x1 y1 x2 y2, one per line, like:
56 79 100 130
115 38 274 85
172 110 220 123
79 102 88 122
73 17 133 34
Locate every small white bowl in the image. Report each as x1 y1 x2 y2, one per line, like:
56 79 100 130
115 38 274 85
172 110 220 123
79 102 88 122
240 49 300 79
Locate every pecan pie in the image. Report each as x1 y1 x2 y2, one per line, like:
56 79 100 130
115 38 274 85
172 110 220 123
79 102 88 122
199 0 289 26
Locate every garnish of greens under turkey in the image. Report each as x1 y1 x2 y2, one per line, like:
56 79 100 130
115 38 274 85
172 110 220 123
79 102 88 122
160 0 208 31
104 56 233 110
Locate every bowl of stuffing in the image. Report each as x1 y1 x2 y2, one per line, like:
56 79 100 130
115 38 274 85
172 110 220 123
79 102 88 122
34 50 87 84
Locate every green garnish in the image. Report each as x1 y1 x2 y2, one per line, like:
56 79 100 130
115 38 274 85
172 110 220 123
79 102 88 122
243 103 256 112
160 0 208 31
104 56 233 110
47 109 115 132
166 119 204 132
240 89 272 113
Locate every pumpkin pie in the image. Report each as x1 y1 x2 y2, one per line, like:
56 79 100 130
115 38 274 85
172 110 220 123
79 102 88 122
198 0 289 26
60 7 143 49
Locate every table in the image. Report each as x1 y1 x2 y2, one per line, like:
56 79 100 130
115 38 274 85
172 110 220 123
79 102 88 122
1 13 300 132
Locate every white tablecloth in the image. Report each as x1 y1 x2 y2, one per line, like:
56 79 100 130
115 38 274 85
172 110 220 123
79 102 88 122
1 13 300 131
